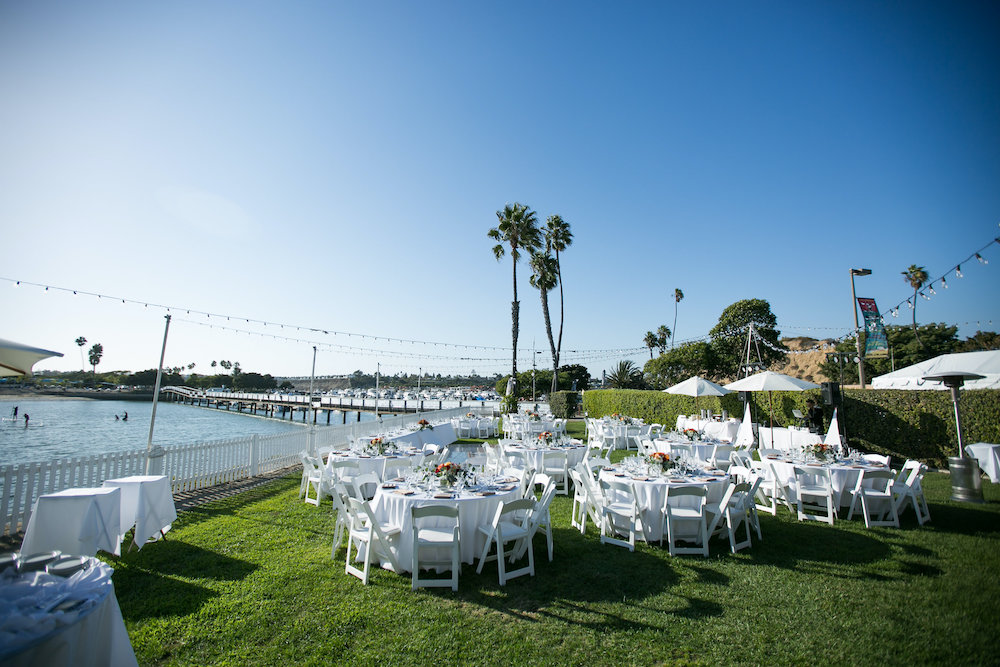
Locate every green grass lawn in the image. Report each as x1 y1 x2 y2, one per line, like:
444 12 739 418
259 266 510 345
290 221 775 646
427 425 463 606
107 423 1000 665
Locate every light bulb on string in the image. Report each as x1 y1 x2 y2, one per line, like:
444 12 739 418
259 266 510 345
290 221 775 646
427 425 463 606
941 277 948 289
928 285 936 295
956 265 963 278
907 299 913 309
976 253 988 265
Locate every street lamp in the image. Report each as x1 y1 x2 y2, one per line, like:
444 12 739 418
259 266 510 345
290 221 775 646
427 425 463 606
850 268 872 388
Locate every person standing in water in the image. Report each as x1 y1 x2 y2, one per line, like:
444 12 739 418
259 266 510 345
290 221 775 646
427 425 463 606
122 411 128 422
23 414 29 427
12 406 17 419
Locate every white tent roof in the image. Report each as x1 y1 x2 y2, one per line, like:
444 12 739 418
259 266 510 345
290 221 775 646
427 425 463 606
0 338 64 377
870 350 1000 390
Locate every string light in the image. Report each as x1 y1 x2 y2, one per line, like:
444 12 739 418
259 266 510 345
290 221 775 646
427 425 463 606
940 277 948 289
956 265 964 278
927 285 936 295
976 253 988 265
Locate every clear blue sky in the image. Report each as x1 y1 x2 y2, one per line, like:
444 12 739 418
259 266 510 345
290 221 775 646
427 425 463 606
1 1 998 380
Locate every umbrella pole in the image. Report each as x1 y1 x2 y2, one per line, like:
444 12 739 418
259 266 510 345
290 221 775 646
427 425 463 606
768 390 775 429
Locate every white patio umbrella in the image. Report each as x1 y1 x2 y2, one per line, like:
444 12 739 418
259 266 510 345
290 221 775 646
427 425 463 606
724 371 819 428
663 376 731 429
0 338 64 377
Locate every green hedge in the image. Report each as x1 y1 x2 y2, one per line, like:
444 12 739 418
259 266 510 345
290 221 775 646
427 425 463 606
581 388 1000 467
548 391 580 419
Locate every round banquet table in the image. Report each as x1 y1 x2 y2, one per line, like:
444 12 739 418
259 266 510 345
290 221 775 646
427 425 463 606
598 468 729 542
369 483 520 571
505 443 587 472
325 450 424 481
0 557 138 667
763 457 889 507
652 439 719 463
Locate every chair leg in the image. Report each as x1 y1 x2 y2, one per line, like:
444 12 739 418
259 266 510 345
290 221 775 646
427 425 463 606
496 537 507 586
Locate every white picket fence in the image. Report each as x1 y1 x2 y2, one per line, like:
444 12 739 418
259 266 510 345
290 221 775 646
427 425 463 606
0 405 485 536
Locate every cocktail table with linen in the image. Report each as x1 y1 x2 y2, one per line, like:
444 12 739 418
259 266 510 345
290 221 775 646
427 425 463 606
101 475 177 550
764 455 889 507
20 487 122 557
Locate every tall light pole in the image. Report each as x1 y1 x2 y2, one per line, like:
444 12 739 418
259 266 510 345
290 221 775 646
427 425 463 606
850 268 872 389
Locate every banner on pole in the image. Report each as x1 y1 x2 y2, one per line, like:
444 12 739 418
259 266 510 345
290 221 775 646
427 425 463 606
857 297 889 358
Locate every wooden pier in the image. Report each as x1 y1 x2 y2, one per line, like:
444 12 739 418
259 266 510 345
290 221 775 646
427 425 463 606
160 387 497 425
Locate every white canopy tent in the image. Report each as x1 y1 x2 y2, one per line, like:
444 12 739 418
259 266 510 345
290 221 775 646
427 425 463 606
0 338 64 377
870 350 1000 390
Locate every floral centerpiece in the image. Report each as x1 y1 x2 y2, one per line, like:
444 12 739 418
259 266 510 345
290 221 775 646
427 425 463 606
648 451 673 473
417 418 433 431
528 412 541 421
538 431 554 446
466 412 476 418
806 442 831 461
365 437 396 456
682 428 700 441
434 461 465 486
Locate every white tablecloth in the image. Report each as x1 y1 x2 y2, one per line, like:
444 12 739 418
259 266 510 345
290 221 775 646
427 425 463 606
652 440 718 463
966 443 1000 483
326 450 424 480
758 426 822 452
21 488 122 557
599 469 728 542
765 458 886 507
390 422 457 450
675 417 740 442
0 558 137 667
370 485 519 570
506 444 587 472
101 476 177 550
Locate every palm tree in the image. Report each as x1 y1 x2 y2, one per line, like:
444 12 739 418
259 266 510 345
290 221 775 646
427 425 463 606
489 203 542 383
74 336 87 371
545 215 573 392
672 289 684 348
529 250 559 387
902 265 929 348
606 360 642 389
88 343 103 377
643 331 659 359
656 325 671 354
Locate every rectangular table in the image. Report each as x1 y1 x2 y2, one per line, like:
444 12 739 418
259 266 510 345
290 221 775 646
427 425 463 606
966 444 1000 484
102 475 178 550
20 487 122 557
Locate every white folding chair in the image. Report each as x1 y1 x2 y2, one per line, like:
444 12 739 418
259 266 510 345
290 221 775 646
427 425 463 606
711 445 735 471
538 450 569 496
329 482 352 557
329 459 360 490
475 498 536 585
663 485 709 557
712 482 756 553
894 460 931 525
586 457 612 479
847 469 899 528
411 504 460 591
599 479 644 552
519 467 538 500
515 480 557 562
382 458 413 482
569 468 590 534
344 497 400 584
794 466 836 525
301 454 328 506
861 454 891 468
352 472 381 501
477 418 492 439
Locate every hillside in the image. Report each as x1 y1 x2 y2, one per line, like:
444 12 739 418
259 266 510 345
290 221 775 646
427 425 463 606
773 336 834 384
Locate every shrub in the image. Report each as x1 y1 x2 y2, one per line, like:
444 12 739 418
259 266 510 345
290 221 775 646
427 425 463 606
548 391 579 418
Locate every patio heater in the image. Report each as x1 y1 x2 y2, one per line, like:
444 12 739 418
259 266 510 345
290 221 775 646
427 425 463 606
922 371 985 503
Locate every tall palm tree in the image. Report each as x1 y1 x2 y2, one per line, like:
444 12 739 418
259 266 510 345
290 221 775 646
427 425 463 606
901 265 929 348
672 289 684 349
545 215 573 393
607 360 642 389
489 203 542 383
643 331 659 359
529 250 559 387
656 325 671 354
74 336 87 372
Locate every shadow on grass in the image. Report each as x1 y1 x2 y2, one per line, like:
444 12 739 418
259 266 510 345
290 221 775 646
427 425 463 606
111 542 258 620
171 475 301 530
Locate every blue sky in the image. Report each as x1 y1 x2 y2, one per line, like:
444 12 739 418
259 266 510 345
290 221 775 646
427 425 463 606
1 1 998 380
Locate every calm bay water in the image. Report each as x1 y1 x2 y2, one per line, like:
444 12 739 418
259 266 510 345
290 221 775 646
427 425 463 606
0 398 375 467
